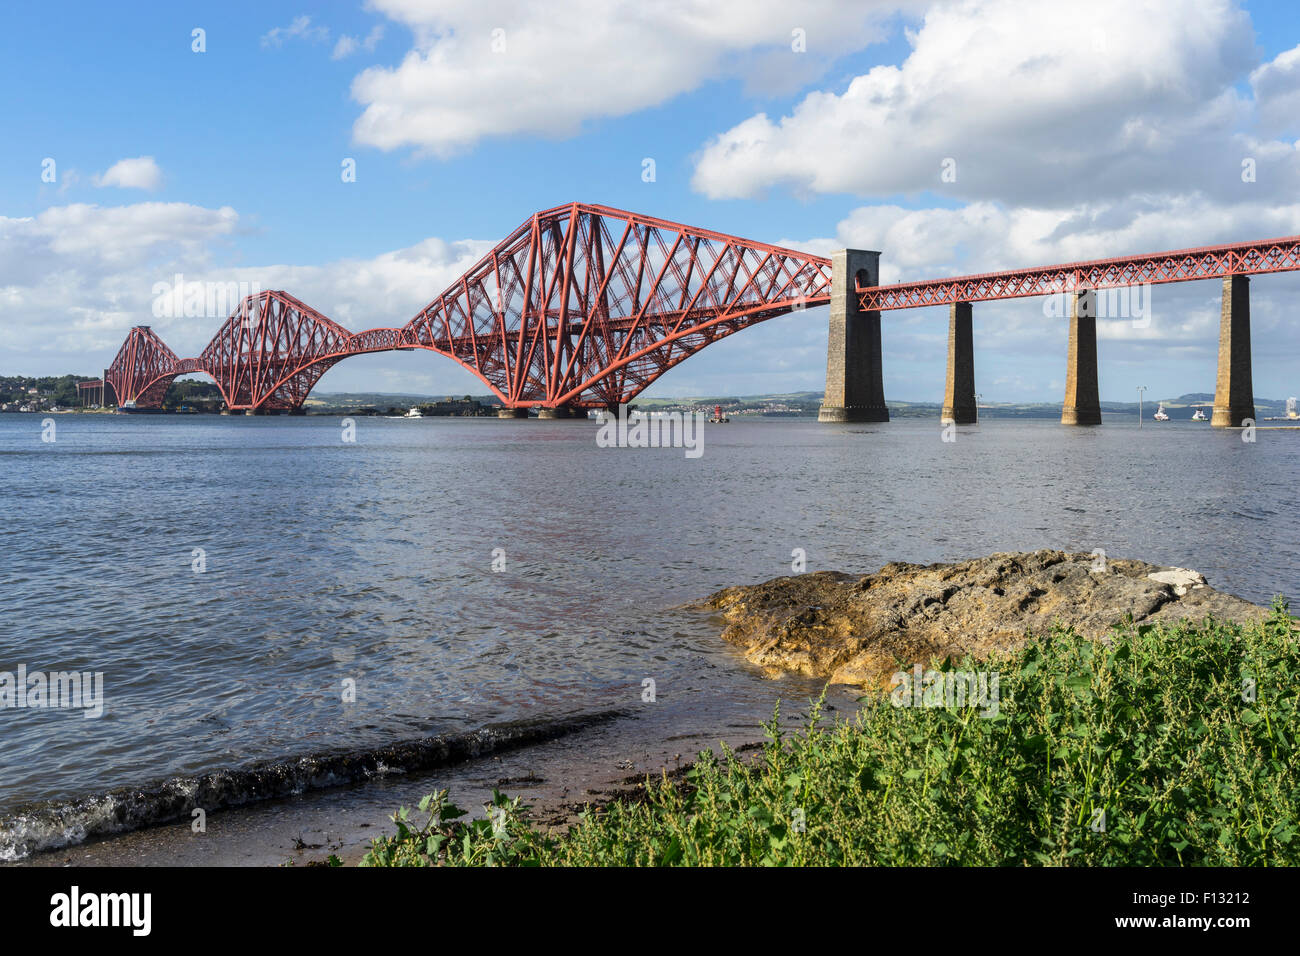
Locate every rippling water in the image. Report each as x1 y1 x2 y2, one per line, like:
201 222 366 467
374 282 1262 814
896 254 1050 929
1 412 1297 857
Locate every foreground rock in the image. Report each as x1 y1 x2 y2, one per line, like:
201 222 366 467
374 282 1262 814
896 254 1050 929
701 550 1268 687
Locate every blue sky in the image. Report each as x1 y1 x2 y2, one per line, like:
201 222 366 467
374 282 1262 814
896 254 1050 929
2 0 1299 403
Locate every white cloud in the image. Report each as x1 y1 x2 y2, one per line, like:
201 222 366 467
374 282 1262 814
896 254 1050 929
1251 43 1300 138
691 0 1300 206
332 35 358 59
261 15 329 49
349 0 904 156
333 25 384 60
225 237 494 336
1 202 236 274
825 196 1300 285
93 156 163 191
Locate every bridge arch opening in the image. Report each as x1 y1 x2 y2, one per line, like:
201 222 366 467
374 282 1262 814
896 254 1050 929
620 300 832 404
165 371 231 412
302 348 502 412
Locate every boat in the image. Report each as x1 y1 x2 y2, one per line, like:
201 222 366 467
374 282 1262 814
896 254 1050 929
1153 403 1170 422
1191 408 1208 421
707 404 730 423
404 406 423 418
115 399 164 414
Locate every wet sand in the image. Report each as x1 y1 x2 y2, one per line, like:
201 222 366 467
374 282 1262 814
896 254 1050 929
17 680 860 866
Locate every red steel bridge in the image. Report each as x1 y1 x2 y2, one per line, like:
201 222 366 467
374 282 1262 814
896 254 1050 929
103 202 1300 420
106 202 834 415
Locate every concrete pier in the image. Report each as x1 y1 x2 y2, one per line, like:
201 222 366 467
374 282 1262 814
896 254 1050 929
818 249 888 423
941 301 977 424
497 407 529 418
537 405 576 419
1212 275 1255 428
1061 290 1101 426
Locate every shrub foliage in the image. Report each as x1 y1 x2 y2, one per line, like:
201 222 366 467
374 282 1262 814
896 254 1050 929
362 605 1298 866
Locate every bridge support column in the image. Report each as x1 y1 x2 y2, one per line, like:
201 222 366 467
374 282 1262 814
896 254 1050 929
497 407 529 418
1212 275 1255 428
941 301 977 424
818 249 888 423
538 405 576 419
1062 290 1101 426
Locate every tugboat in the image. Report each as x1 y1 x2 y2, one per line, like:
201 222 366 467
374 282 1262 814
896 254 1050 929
1191 407 1208 421
1153 403 1170 422
707 404 730 423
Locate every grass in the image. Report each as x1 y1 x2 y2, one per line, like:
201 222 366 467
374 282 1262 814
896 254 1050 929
359 603 1298 866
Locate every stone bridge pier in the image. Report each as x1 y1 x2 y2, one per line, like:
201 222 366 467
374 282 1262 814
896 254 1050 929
1212 275 1255 428
1062 290 1102 426
817 249 888 423
941 301 977 424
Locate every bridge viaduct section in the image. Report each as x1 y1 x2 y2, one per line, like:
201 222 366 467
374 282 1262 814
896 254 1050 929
819 237 1300 428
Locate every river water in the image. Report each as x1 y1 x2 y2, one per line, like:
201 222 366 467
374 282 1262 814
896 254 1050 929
1 412 1296 861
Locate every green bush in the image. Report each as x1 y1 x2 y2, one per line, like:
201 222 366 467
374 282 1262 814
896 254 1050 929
361 604 1298 866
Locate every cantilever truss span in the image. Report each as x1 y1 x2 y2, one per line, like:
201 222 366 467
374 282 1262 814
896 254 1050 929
105 203 834 411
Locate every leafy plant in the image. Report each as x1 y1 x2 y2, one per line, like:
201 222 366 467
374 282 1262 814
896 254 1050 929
362 605 1298 866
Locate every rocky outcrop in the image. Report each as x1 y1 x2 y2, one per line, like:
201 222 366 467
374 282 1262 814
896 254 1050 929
700 550 1267 687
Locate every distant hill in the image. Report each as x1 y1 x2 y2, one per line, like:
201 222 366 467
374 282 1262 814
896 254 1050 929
105 381 1297 418
306 391 495 409
633 391 1296 420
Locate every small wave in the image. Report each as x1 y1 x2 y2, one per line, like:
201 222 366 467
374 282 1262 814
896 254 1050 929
0 709 623 862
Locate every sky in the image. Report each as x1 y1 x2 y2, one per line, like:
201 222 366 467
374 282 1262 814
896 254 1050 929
1 0 1299 403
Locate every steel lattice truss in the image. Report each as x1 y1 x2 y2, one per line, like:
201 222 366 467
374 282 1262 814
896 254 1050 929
400 202 833 407
197 291 355 410
104 203 835 411
105 327 181 408
858 235 1300 311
